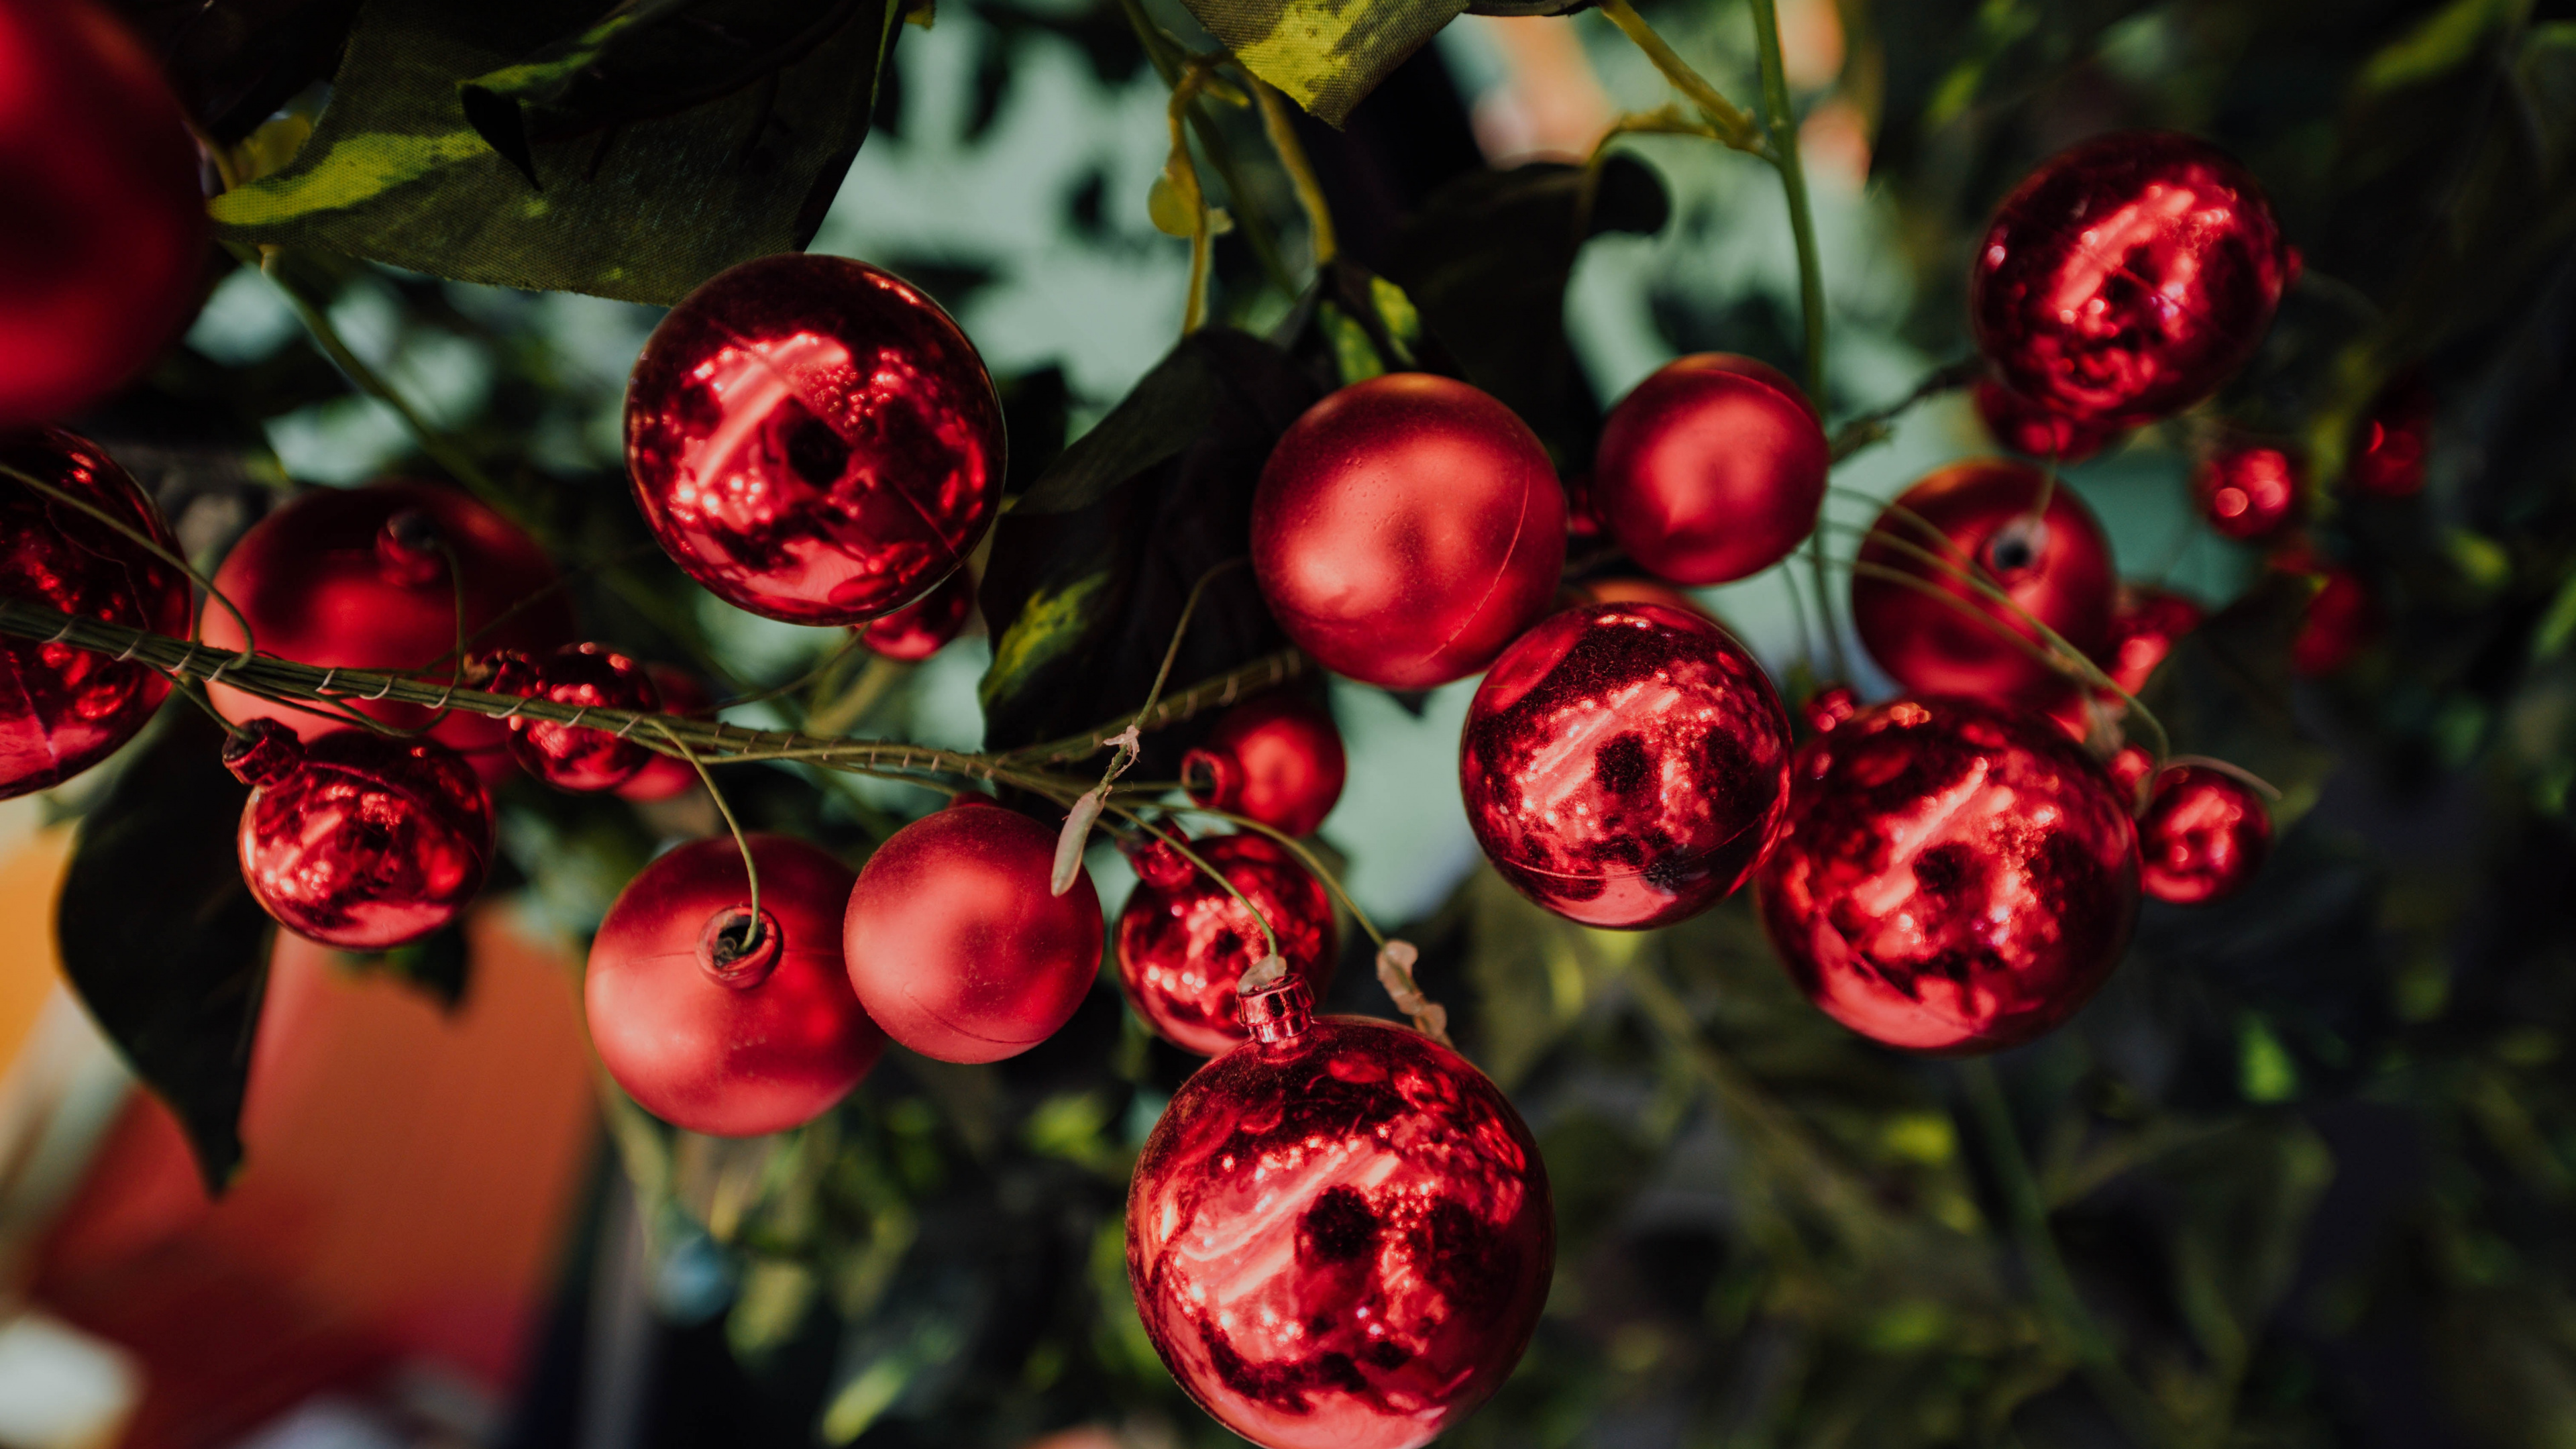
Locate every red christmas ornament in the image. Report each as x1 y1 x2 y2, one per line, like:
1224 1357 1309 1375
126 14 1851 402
1974 378 2116 464
1850 460 2117 711
2348 373 2432 498
842 804 1103 1063
587 834 883 1137
226 721 494 951
2192 442 2301 541
1804 683 1860 735
2137 765 2270 904
1117 834 1337 1057
2106 743 2154 804
2279 551 2372 676
0 428 190 798
1591 354 1827 586
482 642 659 793
0 0 208 424
1181 692 1346 839
1126 977 1553 1449
1754 697 2141 1053
2100 585 2204 696
201 482 576 783
1971 131 2290 425
856 568 976 661
616 665 714 803
625 254 1004 627
1251 374 1566 690
1461 602 1792 930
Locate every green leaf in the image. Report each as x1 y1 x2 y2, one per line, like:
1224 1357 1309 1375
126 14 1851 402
111 0 362 141
336 918 470 1008
2355 0 2523 97
1176 0 1466 125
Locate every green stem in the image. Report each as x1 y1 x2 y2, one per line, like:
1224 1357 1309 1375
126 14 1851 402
1748 0 1827 405
1002 649 1311 766
1595 0 1762 150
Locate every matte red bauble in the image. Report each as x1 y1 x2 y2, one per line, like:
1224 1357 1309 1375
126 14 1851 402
1754 697 2142 1053
201 482 576 780
1971 131 2290 425
226 721 494 951
587 835 883 1137
842 804 1103 1063
616 665 714 803
625 254 1004 627
2348 373 2432 498
1461 602 1792 930
857 568 975 661
1181 692 1346 838
0 428 190 798
2192 442 2300 541
484 642 659 792
2138 765 2270 904
1592 354 1827 585
1251 374 1565 690
2100 585 2204 696
1974 378 2115 464
1850 460 2116 710
1117 834 1337 1057
2282 553 2371 676
0 0 208 424
1126 978 1553 1449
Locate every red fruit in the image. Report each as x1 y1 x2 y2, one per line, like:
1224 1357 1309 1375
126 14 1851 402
1804 683 1860 735
2192 442 2301 541
1116 834 1336 1057
1180 692 1346 838
1974 378 2116 464
1126 977 1552 1449
1756 698 2141 1053
2348 373 2432 498
842 804 1104 1063
2137 765 2270 904
201 482 576 782
1850 460 2117 710
0 428 190 798
0 1 209 423
1461 603 1792 930
2100 585 2204 696
1591 354 1828 586
2278 551 2372 676
226 721 494 951
1251 374 1566 690
625 254 1004 627
616 665 714 803
484 643 659 792
856 568 975 661
1972 132 2290 425
587 835 883 1137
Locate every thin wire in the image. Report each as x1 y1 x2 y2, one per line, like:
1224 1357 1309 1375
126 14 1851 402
647 719 762 949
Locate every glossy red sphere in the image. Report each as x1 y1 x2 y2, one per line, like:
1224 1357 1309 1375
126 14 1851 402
1755 697 2142 1054
1461 603 1792 929
1974 378 2116 464
856 568 975 661
588 834 883 1137
625 254 1004 627
842 804 1103 1063
1251 374 1566 690
2348 373 2432 498
202 482 576 780
227 722 494 951
1592 354 1827 586
2099 585 2204 697
0 428 190 798
616 664 714 803
1126 981 1552 1449
2192 442 2300 541
2138 765 2270 904
1851 460 2116 712
1117 834 1337 1057
1972 132 2290 425
1181 692 1346 839
2281 551 2371 676
485 642 659 792
0 1 208 424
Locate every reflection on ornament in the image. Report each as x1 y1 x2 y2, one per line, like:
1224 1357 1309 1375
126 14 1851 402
484 642 660 792
2138 765 2271 904
1592 354 1827 585
1974 378 2115 464
1804 683 1860 736
1181 692 1346 839
1118 834 1337 1056
2100 586 2204 697
2192 443 2301 541
228 722 494 951
857 569 976 661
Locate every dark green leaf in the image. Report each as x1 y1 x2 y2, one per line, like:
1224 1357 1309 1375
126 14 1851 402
1178 0 1466 126
337 918 470 1009
110 0 362 141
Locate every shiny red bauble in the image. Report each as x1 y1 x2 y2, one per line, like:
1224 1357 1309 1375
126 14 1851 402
625 254 1004 627
2192 442 2300 541
1126 978 1552 1449
225 722 494 951
201 482 576 780
587 834 883 1137
1251 374 1565 690
0 1 208 423
2137 765 2270 904
1181 692 1346 838
1971 131 2291 425
2100 585 2204 696
2282 552 2372 676
2348 374 2432 498
483 642 659 792
856 568 975 661
1117 834 1337 1057
1461 602 1792 930
1591 354 1827 586
1754 697 2142 1053
0 428 190 798
616 664 714 803
1974 378 2116 464
1851 460 2117 710
842 804 1103 1063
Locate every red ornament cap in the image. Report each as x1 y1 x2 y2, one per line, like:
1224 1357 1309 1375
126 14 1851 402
484 642 661 792
1180 692 1346 839
856 569 977 661
1974 378 2116 464
2192 442 2302 541
2138 765 2271 904
1116 832 1338 1057
1592 353 1828 586
2099 585 2204 697
235 727 495 951
2348 373 2433 498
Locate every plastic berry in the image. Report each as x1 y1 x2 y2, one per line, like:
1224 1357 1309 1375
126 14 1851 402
616 665 714 803
2192 442 2301 541
857 569 975 661
1126 975 1553 1449
586 834 884 1137
625 254 1004 627
1591 354 1829 586
1461 602 1793 930
1974 378 2116 464
1804 683 1860 735
0 0 209 424
2278 551 2372 676
2137 765 2271 904
0 428 191 798
2348 373 2432 498
227 721 494 951
1849 459 2118 711
842 803 1104 1063
2100 585 2204 697
1117 834 1336 1057
1971 131 2291 425
1179 692 1346 839
481 643 660 793
1251 374 1566 690
1754 697 2142 1053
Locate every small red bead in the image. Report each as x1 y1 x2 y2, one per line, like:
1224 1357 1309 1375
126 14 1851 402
1593 354 1827 585
2098 585 2205 697
1974 378 2116 464
2106 743 2155 802
2192 442 2302 542
234 726 494 951
1804 683 1860 735
2347 373 2433 498
484 643 660 792
1116 833 1336 1057
2138 765 2271 904
855 569 977 661
1181 692 1346 839
615 664 714 803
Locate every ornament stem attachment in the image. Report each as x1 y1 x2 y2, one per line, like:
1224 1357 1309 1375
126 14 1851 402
1237 974 1311 1043
646 718 762 951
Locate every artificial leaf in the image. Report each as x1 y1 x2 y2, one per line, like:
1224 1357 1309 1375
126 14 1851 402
338 918 470 1008
1176 0 1465 126
110 0 363 141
